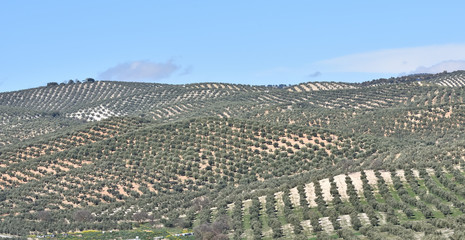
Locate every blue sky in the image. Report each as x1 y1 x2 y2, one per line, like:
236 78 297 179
1 1 465 92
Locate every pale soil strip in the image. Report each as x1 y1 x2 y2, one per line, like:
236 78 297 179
334 174 349 200
365 170 378 186
308 83 319 91
117 185 129 196
300 84 310 91
319 178 333 202
289 187 301 207
445 106 453 118
305 182 318 207
242 201 253 215
358 213 370 226
301 220 312 235
314 83 328 90
348 172 364 196
275 191 285 212
426 168 435 175
380 171 393 184
395 169 406 182
326 83 336 90
440 228 454 239
282 223 295 239
414 232 426 240
443 81 453 87
319 217 334 234
339 215 352 229
412 169 420 178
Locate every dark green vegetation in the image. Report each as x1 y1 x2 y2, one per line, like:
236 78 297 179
1 71 465 239
31 226 194 240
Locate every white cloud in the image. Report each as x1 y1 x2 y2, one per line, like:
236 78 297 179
99 60 181 81
411 60 465 74
317 44 465 74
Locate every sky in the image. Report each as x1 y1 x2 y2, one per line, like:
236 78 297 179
1 1 465 92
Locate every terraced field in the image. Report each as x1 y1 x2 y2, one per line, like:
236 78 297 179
2 71 465 238
209 166 465 239
0 118 378 214
287 82 357 93
428 71 465 87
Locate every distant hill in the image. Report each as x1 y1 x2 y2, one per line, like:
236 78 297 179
2 71 465 238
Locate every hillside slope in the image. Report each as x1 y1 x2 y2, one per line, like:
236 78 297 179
2 71 465 238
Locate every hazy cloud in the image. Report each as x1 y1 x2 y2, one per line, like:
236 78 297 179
99 60 181 81
307 71 321 78
411 60 465 74
179 65 193 76
317 44 465 73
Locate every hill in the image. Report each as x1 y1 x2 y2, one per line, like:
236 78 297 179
2 71 465 239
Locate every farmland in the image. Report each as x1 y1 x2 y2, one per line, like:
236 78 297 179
1 71 465 239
